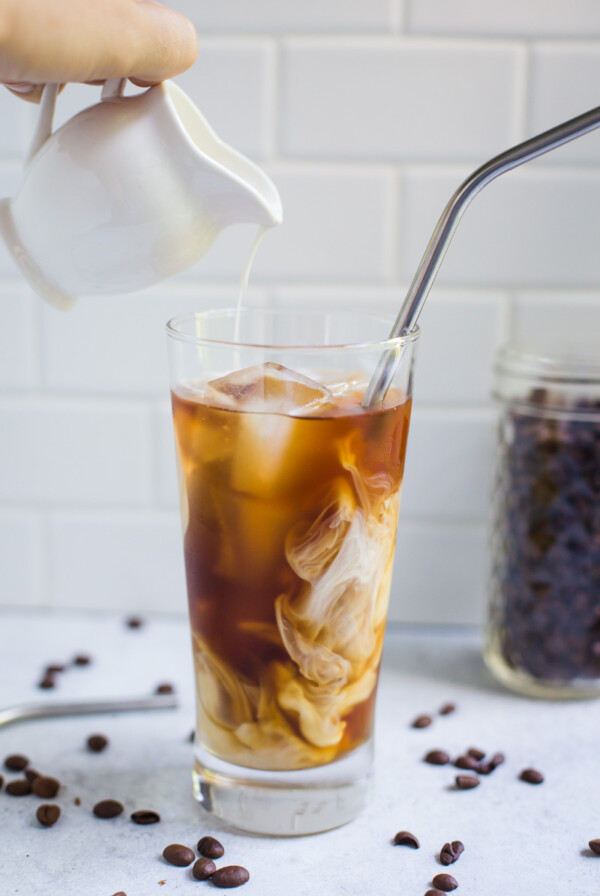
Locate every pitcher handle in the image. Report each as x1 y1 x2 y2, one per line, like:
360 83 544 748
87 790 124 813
101 77 126 100
25 82 59 165
25 78 127 167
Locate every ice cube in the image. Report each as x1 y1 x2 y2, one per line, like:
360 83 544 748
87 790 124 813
204 362 332 416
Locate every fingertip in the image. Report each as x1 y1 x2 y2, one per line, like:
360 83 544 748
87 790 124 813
3 82 43 103
137 1 199 77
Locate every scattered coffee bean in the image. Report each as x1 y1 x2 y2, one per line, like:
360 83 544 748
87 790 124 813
25 769 40 782
155 683 175 695
38 675 56 689
431 873 458 893
0 774 3 789
93 799 124 819
192 857 217 880
424 750 450 766
432 873 458 891
45 664 65 674
479 752 505 775
455 774 479 790
126 616 144 629
425 890 447 896
211 866 250 888
32 776 60 799
454 755 479 771
393 830 420 848
86 734 109 753
131 810 160 825
74 797 81 806
197 835 225 859
412 715 433 729
440 841 464 866
162 844 195 867
520 768 544 785
6 779 32 796
589 839 600 855
111 892 127 896
467 748 485 761
36 804 61 827
439 703 456 715
73 654 91 666
5 754 29 771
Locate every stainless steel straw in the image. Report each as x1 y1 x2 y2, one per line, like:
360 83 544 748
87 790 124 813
362 104 600 408
0 691 178 729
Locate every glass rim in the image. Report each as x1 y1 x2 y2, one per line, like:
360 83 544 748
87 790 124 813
165 307 420 352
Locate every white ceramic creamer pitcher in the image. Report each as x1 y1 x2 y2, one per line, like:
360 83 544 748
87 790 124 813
0 79 282 310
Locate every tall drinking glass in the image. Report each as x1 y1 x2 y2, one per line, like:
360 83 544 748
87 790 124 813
166 308 419 835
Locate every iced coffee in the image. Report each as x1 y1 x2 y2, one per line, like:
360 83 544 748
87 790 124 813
171 361 412 772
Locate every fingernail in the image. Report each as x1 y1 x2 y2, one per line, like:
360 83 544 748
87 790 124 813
3 81 36 93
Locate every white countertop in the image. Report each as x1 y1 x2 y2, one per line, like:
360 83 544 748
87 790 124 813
0 609 598 896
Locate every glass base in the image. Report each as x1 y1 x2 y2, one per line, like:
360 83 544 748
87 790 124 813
192 741 373 836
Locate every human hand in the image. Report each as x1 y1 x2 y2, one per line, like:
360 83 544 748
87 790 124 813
0 0 198 102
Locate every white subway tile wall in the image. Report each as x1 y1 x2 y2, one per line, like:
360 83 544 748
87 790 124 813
1 3 599 626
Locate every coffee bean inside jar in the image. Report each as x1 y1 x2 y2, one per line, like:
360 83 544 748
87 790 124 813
485 347 600 697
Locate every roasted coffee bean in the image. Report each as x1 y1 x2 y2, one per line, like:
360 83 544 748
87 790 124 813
38 675 56 689
36 804 61 827
425 890 447 896
126 616 144 629
467 748 485 761
73 654 91 666
589 839 600 855
520 768 544 785
5 754 29 771
6 779 32 796
479 752 505 775
412 714 433 729
162 843 195 867
455 774 479 790
0 774 3 789
440 841 464 866
211 865 250 888
45 664 65 674
86 734 109 753
93 799 124 818
432 873 458 891
439 703 456 715
155 682 175 695
74 797 81 806
454 755 479 771
111 892 127 896
25 769 40 782
492 395 600 683
197 835 225 859
32 776 60 799
192 857 217 880
393 830 420 848
424 750 450 766
131 810 160 825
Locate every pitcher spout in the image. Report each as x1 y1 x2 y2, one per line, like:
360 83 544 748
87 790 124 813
162 81 283 231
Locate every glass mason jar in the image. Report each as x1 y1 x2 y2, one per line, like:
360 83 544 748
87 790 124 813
485 346 600 698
